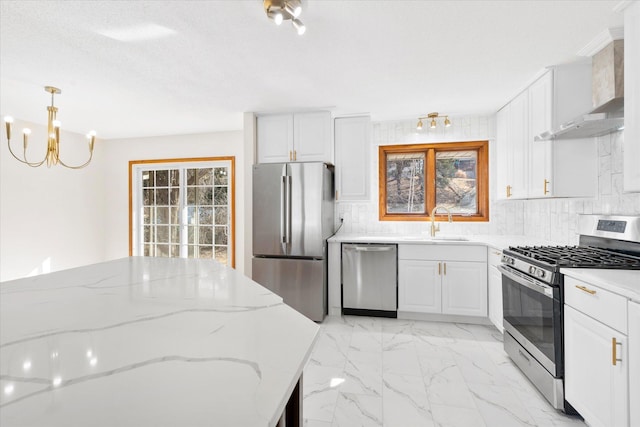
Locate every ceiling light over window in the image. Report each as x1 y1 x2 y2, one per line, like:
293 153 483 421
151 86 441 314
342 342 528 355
416 112 452 131
264 0 306 35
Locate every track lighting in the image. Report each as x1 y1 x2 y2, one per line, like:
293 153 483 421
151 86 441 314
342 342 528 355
416 112 451 131
264 0 306 35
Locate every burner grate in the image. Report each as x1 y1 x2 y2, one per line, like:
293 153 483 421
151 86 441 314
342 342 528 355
507 245 640 269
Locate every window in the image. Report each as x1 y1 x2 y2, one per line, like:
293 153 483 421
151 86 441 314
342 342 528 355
379 141 488 221
129 157 235 267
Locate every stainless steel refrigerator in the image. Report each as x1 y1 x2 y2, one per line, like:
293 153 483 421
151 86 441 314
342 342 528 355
252 162 334 322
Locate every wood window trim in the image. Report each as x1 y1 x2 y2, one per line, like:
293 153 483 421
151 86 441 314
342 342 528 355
378 141 489 222
128 156 236 268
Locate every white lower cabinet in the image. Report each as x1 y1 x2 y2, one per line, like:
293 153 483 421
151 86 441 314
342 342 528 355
629 301 640 427
398 244 487 317
487 247 504 332
564 277 629 427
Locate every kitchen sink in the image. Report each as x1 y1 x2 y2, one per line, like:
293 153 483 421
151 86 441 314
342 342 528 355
430 236 469 241
402 235 469 242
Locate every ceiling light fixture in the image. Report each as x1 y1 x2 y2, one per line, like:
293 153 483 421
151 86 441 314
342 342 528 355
4 86 96 169
264 0 305 35
416 112 451 131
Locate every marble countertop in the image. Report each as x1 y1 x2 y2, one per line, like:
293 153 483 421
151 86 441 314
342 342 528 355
561 268 640 303
0 257 319 427
328 232 556 251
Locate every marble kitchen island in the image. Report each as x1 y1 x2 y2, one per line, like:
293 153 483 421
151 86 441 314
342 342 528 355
0 257 319 426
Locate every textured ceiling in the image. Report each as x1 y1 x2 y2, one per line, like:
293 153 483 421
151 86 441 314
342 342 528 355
0 0 625 139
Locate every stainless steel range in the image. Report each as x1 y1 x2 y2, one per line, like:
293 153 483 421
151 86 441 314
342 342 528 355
499 214 640 413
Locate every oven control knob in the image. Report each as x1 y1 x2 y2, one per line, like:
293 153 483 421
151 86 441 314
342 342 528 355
536 270 546 279
529 266 536 275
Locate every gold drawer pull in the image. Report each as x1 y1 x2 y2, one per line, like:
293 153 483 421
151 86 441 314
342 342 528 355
575 285 596 295
612 338 622 366
444 262 447 275
438 262 441 275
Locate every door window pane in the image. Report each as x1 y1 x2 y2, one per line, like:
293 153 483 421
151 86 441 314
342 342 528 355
435 150 477 214
385 153 425 213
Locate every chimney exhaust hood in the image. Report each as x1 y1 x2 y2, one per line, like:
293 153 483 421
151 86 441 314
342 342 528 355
535 39 624 141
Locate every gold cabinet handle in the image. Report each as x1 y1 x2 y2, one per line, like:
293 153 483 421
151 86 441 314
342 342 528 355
544 179 550 195
506 185 512 198
575 285 596 295
335 190 339 200
612 338 622 366
289 150 292 161
438 262 441 275
493 251 502 255
293 150 297 161
444 262 447 275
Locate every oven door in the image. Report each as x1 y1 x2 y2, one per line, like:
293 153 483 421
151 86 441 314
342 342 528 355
499 264 562 377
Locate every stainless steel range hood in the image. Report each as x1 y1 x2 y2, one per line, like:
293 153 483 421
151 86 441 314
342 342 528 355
535 39 624 141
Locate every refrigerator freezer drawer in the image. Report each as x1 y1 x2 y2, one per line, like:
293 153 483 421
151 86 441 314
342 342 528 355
342 244 397 314
252 257 326 322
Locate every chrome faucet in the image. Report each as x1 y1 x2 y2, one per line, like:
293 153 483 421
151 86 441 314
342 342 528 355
430 205 452 237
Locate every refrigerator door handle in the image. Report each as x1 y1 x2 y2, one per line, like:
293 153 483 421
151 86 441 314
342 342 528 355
286 175 292 244
280 175 287 244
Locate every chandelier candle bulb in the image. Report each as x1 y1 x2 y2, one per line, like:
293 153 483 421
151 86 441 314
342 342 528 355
4 116 13 140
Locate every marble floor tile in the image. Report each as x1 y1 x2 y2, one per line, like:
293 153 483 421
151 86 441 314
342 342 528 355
303 316 587 427
430 403 487 427
382 372 434 427
332 392 383 427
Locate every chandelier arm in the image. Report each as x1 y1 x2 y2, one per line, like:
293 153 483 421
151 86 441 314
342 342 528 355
57 151 93 170
6 139 47 167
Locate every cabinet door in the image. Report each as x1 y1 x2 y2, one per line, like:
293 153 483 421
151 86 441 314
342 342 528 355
507 91 529 199
441 261 487 317
257 114 293 163
488 264 504 332
564 305 628 427
495 106 510 200
624 2 640 192
335 116 370 201
630 301 640 427
293 111 332 162
528 72 553 198
398 260 441 313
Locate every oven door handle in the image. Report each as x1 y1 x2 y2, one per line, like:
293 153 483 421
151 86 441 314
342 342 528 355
497 264 554 298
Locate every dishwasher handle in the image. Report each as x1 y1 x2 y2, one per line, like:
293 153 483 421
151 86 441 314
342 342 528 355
354 246 394 252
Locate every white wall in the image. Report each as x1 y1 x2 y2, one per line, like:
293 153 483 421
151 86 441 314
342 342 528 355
101 131 246 273
336 115 497 236
0 119 106 281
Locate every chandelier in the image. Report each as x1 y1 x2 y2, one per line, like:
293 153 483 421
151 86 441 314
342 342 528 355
416 112 451 130
4 86 96 169
264 0 306 35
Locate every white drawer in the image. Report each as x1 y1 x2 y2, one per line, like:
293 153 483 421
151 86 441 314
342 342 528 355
487 247 503 267
564 276 628 334
399 244 485 262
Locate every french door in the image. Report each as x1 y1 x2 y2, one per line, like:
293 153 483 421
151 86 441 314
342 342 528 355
130 158 234 267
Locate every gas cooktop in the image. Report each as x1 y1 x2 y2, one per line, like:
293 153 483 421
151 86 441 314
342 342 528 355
506 245 640 269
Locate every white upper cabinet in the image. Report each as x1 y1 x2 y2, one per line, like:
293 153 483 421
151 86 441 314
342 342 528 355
624 2 640 192
528 65 597 198
496 91 528 200
257 112 332 164
497 62 597 200
334 116 371 201
256 114 293 164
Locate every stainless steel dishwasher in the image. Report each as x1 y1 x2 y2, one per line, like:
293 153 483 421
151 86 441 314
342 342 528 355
342 243 397 318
